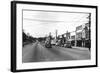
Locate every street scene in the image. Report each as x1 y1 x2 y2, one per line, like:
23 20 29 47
22 10 91 63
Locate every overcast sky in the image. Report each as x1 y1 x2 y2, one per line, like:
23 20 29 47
23 10 89 37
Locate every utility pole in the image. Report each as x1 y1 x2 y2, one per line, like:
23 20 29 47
56 30 58 39
88 13 91 49
55 30 58 42
49 32 51 39
75 29 77 47
49 32 51 36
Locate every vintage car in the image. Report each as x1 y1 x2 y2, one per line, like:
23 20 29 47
64 41 72 48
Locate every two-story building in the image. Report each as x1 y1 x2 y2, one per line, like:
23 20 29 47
75 23 90 48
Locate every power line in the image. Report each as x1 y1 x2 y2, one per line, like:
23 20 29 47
23 18 89 23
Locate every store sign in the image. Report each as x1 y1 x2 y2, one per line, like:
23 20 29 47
76 32 82 40
76 25 82 31
82 29 85 38
71 35 75 40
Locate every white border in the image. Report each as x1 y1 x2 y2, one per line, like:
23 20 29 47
16 3 96 70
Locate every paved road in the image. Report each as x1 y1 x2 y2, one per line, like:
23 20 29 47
22 42 90 63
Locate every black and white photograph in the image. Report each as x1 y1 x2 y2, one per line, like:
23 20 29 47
11 1 97 72
22 10 91 63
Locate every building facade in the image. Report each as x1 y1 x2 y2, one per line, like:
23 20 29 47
75 23 90 48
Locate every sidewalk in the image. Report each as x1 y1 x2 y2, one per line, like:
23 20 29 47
72 46 89 50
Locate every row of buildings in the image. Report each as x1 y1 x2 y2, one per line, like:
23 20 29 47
56 23 91 48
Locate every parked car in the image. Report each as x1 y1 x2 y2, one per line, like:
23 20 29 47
56 40 60 46
64 41 72 48
51 39 56 46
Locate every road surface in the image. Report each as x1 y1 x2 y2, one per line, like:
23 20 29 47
22 42 90 63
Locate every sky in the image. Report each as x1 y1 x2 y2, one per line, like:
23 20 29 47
23 10 89 37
